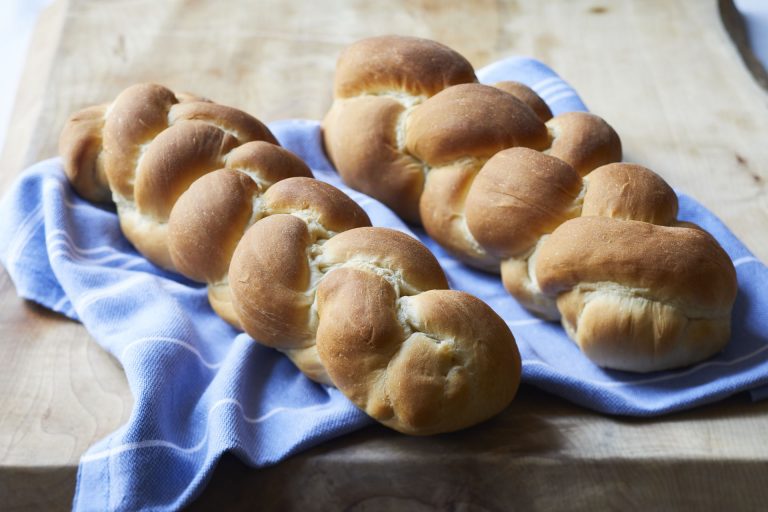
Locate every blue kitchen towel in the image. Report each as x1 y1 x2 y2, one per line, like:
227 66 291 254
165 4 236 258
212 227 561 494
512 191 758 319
0 57 767 511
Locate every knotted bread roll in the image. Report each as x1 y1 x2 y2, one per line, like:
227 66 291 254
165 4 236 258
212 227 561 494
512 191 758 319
61 83 522 435
537 217 736 372
323 36 737 372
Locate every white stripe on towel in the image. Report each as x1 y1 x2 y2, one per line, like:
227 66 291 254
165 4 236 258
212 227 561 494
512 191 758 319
536 82 571 100
545 90 579 105
46 230 119 256
60 194 95 211
75 274 149 311
121 336 224 370
52 295 70 312
50 247 142 267
79 400 333 463
734 256 761 267
530 77 562 91
115 258 150 271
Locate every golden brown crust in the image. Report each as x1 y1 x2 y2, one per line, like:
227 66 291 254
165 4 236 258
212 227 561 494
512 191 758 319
59 83 283 273
168 170 371 335
207 283 242 329
333 35 477 98
500 254 560 320
546 111 622 176
264 177 371 234
465 147 581 259
229 214 316 349
323 36 623 272
225 141 313 185
418 161 499 271
556 288 731 372
168 169 259 283
315 267 404 414
63 80 523 435
134 121 238 219
393 290 521 433
102 83 179 199
582 163 678 224
536 217 737 313
323 36 623 250
173 91 211 104
316 271 521 435
168 101 277 145
494 81 553 122
117 206 175 269
167 144 316 306
322 95 424 223
405 83 549 165
59 104 110 202
321 36 737 374
281 346 334 386
320 227 449 293
532 216 737 372
228 217 521 434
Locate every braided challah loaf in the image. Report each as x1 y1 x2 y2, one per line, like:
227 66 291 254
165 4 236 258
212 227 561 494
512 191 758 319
171 172 521 433
323 36 737 372
60 83 314 323
60 83 311 270
323 36 621 270
60 84 522 434
228 221 520 434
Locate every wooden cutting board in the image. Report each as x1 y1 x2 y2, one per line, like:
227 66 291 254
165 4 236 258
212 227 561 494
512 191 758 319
1 0 767 509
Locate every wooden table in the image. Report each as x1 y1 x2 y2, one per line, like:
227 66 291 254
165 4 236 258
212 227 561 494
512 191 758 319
2 0 767 509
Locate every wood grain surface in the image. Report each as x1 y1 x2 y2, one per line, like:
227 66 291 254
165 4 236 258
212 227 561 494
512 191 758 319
0 0 767 510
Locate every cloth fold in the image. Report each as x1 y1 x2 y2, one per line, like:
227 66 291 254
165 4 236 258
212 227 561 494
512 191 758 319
1 57 767 511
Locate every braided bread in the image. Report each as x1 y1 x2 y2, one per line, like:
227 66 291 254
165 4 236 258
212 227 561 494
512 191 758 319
59 83 310 271
323 36 622 270
60 84 522 435
227 220 520 434
323 36 737 372
60 83 315 323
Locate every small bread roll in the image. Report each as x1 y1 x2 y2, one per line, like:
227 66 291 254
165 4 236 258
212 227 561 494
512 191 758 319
536 217 737 372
